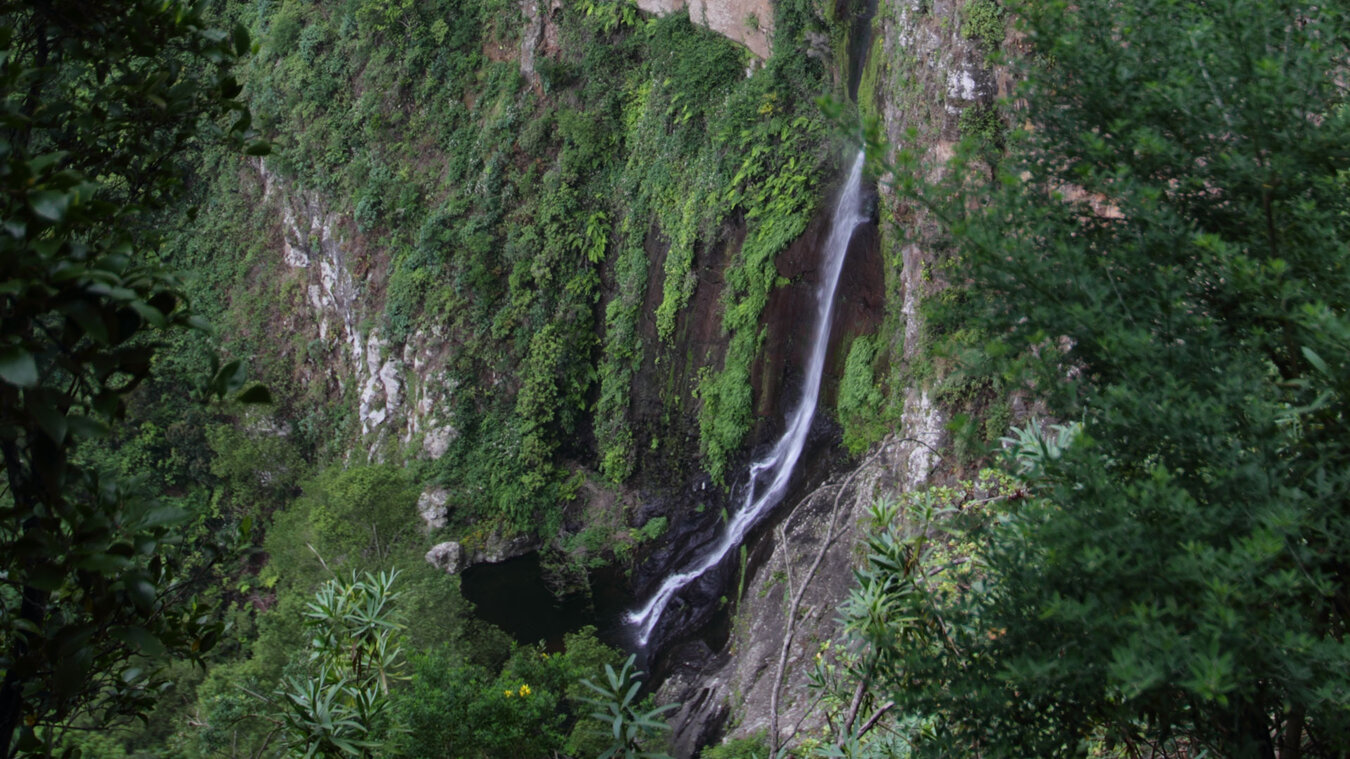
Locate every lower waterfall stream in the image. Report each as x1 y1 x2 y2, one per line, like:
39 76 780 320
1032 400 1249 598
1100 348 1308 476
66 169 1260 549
627 150 869 646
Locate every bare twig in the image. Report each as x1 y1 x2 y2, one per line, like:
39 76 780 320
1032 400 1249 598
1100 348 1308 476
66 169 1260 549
769 445 888 754
856 700 896 739
839 672 870 742
306 543 333 576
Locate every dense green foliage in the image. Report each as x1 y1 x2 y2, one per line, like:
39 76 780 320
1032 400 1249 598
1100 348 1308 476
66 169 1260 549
0 3 269 754
851 0 1350 756
392 628 634 758
836 335 884 455
959 0 1003 49
12 0 848 752
177 0 838 525
264 570 408 756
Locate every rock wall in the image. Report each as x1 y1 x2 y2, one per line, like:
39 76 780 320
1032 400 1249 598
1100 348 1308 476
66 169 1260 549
662 0 1014 753
257 161 459 463
659 431 943 755
636 0 774 58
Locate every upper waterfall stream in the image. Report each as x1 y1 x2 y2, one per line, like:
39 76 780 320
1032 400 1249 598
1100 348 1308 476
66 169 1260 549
628 151 869 646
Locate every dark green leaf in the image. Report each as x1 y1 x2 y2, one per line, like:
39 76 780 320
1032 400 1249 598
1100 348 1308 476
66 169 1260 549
219 74 242 100
128 300 167 328
129 579 158 612
74 553 133 573
29 563 67 591
232 22 251 56
135 505 188 530
64 300 110 344
29 190 71 222
54 646 93 697
67 415 110 439
28 151 68 174
33 402 68 445
0 345 38 387
211 359 247 396
111 626 166 657
1301 346 1331 378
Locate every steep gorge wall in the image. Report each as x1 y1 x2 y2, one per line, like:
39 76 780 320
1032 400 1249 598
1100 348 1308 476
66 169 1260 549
195 0 862 592
662 0 1014 752
189 0 1008 750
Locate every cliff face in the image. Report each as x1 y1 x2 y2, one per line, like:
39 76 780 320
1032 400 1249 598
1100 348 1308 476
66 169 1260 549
203 0 858 594
661 0 1013 752
256 161 461 463
636 0 774 58
200 0 1003 750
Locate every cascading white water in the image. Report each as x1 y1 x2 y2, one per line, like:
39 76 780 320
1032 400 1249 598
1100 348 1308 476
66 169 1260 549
627 151 868 646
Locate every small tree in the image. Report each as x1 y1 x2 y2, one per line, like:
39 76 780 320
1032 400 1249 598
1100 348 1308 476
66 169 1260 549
579 655 678 759
264 570 407 758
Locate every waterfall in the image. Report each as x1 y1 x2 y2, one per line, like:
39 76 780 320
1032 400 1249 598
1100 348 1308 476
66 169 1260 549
627 150 868 646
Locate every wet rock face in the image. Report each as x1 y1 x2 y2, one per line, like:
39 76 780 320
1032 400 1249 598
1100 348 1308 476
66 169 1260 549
657 0 1005 748
660 434 944 755
660 640 731 758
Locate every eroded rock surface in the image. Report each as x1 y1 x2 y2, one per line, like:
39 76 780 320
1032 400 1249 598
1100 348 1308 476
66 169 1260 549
259 161 459 462
418 488 451 531
660 430 943 753
635 0 773 58
424 531 543 575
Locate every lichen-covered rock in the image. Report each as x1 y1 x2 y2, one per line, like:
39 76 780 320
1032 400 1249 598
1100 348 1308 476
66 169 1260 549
424 531 543 575
260 161 459 462
425 541 463 574
417 488 450 531
473 532 539 565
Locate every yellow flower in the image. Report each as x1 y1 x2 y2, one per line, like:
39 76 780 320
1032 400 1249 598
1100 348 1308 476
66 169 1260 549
503 689 514 698
518 684 532 697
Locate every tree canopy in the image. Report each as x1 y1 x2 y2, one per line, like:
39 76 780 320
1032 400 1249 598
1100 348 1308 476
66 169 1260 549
0 2 263 753
854 0 1350 756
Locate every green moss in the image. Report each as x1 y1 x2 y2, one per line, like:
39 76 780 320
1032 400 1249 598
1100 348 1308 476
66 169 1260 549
838 335 887 454
857 32 887 124
961 0 1005 49
958 104 1004 145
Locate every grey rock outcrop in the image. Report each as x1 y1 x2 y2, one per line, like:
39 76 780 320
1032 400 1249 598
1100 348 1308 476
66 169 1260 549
259 160 460 463
424 531 542 575
634 0 773 58
417 488 450 531
425 541 464 574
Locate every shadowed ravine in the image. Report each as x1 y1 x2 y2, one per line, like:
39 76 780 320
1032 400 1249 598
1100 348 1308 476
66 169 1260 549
627 150 869 647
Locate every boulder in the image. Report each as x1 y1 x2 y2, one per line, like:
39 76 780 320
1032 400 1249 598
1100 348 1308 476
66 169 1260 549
425 541 463 574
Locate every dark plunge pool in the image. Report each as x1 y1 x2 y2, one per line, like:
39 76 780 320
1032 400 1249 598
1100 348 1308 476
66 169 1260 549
459 552 638 651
